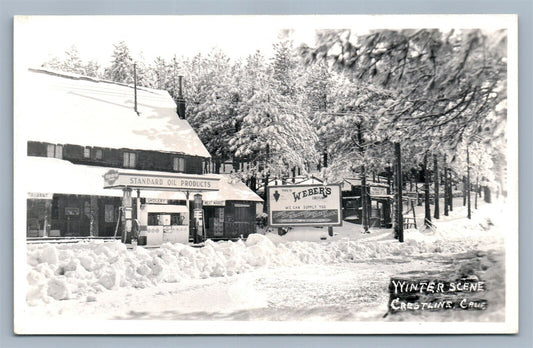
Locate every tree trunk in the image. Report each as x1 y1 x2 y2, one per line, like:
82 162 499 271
387 165 392 194
475 178 478 209
449 172 453 211
484 186 492 203
392 159 397 233
357 124 369 233
291 167 296 183
444 155 449 216
411 200 417 229
263 174 269 214
467 146 471 219
395 143 404 242
424 153 431 227
250 175 256 192
463 176 467 206
361 165 369 233
416 172 421 206
433 153 440 219
263 144 270 214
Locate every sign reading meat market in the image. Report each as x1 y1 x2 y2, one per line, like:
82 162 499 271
268 184 342 227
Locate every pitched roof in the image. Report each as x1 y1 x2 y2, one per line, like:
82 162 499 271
16 68 210 158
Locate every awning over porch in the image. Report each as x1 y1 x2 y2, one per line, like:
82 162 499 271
23 157 262 204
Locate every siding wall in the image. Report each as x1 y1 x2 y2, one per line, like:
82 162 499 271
28 141 205 174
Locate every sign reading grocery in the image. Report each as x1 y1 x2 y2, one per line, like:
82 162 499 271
103 170 219 191
27 192 53 200
268 184 342 227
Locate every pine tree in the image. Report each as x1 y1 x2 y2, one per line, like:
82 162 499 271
84 60 101 78
105 41 134 84
62 45 84 74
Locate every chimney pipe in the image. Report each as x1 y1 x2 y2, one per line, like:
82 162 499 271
176 75 186 119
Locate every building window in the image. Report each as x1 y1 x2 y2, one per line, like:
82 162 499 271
123 151 136 168
95 148 103 160
83 147 91 158
104 204 115 223
173 157 185 172
46 144 63 159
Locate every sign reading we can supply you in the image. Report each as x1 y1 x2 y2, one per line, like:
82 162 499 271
268 184 342 227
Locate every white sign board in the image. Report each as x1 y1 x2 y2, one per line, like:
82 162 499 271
268 184 342 227
370 186 388 196
103 169 219 191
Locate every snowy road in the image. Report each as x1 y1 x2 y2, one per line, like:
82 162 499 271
25 249 504 322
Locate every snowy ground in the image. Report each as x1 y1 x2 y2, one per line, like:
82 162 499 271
23 197 507 323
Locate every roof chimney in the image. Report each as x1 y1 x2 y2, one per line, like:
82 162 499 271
176 75 186 119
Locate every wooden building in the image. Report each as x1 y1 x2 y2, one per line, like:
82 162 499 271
18 68 262 240
341 178 393 228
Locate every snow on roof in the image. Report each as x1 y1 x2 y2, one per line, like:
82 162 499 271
16 69 210 158
343 178 389 187
23 157 262 202
296 176 324 185
23 156 182 199
202 175 263 203
255 176 326 193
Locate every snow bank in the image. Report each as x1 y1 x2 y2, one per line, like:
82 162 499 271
26 204 504 305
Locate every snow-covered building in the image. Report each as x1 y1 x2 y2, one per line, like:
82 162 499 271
19 68 261 240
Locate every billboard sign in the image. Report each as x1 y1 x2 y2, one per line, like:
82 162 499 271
268 184 342 227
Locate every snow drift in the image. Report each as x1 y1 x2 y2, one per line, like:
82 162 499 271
26 206 503 306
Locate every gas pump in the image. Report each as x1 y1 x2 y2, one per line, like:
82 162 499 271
193 194 204 244
121 188 133 244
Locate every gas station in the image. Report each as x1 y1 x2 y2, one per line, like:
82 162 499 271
103 169 220 246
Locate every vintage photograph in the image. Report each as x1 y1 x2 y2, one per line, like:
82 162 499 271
13 15 518 334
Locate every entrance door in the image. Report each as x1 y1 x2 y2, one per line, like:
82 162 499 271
65 206 80 236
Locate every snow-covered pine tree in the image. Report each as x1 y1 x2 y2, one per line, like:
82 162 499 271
230 42 318 186
152 56 169 90
84 60 101 78
181 49 238 170
105 41 134 84
62 45 84 74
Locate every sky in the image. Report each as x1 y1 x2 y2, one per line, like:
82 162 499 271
14 16 317 68
14 15 514 70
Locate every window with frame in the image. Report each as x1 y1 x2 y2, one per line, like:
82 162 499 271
95 148 103 160
46 144 63 159
104 204 115 223
123 151 136 168
83 147 91 158
173 157 185 172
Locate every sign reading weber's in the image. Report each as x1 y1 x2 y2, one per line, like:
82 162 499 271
103 169 219 192
268 184 342 227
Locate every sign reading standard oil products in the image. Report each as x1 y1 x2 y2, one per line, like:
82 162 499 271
103 169 219 192
268 184 342 227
